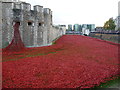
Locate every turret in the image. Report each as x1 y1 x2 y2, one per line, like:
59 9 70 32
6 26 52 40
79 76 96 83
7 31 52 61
44 8 50 14
34 5 43 12
0 0 19 2
49 10 52 15
44 8 52 25
20 2 31 11
14 3 21 9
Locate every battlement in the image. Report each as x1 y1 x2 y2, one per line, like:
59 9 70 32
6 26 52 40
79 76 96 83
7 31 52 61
34 5 43 12
0 0 20 2
44 8 52 15
20 2 31 11
1 0 52 15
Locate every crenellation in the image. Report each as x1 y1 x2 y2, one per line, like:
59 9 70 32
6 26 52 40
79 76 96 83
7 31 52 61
44 8 50 15
14 2 21 9
20 2 31 11
0 0 19 2
34 5 43 13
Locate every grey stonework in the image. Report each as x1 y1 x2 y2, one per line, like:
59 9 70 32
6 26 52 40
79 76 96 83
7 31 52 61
0 1 2 48
1 0 66 48
2 2 14 46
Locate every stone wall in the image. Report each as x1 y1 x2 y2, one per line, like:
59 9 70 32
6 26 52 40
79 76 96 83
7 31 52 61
2 2 14 48
44 8 52 44
50 26 63 42
89 33 120 43
1 1 66 48
0 1 2 48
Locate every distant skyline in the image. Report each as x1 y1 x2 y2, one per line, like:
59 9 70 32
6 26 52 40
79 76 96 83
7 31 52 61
25 0 120 27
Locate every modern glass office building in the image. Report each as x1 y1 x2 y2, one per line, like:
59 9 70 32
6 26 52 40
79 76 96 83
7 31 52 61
67 24 95 34
82 24 95 32
79 25 82 32
68 24 72 31
73 24 80 31
87 24 95 32
82 24 88 29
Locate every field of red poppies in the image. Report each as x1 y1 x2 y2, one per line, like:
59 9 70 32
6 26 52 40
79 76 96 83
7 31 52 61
2 35 120 88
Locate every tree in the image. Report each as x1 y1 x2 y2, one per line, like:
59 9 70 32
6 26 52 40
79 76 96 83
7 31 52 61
103 18 116 30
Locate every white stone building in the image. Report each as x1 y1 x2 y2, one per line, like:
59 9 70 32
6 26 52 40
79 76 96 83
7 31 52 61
82 28 90 36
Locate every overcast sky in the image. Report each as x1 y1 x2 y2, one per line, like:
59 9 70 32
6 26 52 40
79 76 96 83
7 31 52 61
25 0 119 27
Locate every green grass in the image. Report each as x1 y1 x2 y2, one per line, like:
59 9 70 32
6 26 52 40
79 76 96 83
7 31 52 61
93 77 120 89
3 52 57 62
26 52 56 57
2 57 25 62
52 41 56 45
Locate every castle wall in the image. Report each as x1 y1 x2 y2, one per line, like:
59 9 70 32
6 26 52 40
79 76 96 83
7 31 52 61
0 1 2 48
2 2 14 47
48 25 66 43
42 27 48 45
19 3 33 46
34 5 44 46
13 3 45 47
1 1 66 48
50 27 61 41
44 8 52 44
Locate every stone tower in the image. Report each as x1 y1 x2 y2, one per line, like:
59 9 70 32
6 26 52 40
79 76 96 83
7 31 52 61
44 8 53 44
1 0 66 48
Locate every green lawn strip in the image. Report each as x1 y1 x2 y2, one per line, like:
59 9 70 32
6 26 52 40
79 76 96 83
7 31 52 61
2 57 26 62
93 76 120 89
25 52 56 57
2 51 57 62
